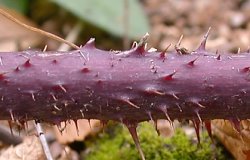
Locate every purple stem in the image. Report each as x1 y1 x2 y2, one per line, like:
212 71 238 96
0 38 249 126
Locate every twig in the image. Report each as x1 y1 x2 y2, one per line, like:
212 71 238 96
0 8 79 50
34 121 54 160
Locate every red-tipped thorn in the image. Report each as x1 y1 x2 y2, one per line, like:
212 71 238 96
23 59 31 67
241 67 250 73
163 70 177 81
204 120 213 142
73 119 79 136
125 123 145 160
100 120 108 133
100 120 109 129
52 59 57 64
81 67 90 73
230 119 241 133
192 120 201 144
0 73 5 80
154 119 160 136
131 33 149 56
134 45 146 55
14 67 20 72
187 57 199 66
160 43 171 59
196 27 211 51
216 54 221 60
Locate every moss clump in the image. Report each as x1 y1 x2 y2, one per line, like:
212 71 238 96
83 122 227 160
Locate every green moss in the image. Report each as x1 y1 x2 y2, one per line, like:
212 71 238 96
83 122 227 160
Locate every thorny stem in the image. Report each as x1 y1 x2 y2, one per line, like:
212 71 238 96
0 27 249 159
37 22 84 159
36 23 83 159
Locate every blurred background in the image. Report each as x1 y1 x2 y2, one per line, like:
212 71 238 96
0 0 249 159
